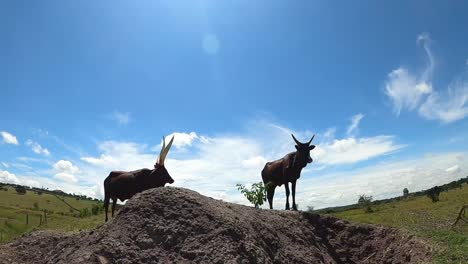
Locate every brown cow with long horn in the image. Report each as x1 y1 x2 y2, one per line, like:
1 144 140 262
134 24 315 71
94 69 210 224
262 134 315 210
103 136 175 221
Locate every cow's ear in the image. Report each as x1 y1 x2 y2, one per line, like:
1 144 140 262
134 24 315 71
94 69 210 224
309 145 316 150
295 145 299 150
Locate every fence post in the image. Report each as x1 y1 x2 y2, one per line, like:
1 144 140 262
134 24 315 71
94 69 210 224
26 214 29 225
44 210 47 224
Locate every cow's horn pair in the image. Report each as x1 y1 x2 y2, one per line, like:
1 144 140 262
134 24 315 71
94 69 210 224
292 134 315 145
157 135 175 166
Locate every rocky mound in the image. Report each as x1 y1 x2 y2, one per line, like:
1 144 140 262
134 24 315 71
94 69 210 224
0 187 432 264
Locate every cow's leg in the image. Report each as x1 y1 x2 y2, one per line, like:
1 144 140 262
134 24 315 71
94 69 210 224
267 185 275 209
104 194 110 222
111 197 117 218
285 183 290 210
292 180 297 211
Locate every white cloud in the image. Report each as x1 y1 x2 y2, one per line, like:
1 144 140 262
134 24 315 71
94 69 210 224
153 132 204 151
0 170 20 184
445 164 460 173
418 79 468 123
385 68 432 115
298 152 467 209
53 160 80 183
25 139 50 156
109 111 131 125
1 162 10 168
54 173 78 183
346 113 364 136
313 136 404 165
384 33 468 123
0 131 19 145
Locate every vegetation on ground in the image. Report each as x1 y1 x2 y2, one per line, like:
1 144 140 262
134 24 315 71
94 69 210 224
329 182 468 263
0 184 104 243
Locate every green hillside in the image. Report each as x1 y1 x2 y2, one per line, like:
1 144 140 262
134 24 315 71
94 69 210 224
330 183 468 263
0 184 104 243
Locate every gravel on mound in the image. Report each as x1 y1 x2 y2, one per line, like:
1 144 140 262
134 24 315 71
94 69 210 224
0 187 432 264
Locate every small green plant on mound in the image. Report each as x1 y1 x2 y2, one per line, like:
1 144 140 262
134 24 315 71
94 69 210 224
236 182 272 208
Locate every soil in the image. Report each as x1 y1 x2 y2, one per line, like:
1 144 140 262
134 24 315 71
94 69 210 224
0 187 432 263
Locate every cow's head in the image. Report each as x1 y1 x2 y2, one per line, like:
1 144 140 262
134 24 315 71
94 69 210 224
292 134 315 166
152 135 175 186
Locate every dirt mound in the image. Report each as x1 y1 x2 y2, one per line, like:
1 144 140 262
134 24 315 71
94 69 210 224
0 187 432 264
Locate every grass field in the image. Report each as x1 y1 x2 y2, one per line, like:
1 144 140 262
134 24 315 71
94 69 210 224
330 183 468 263
0 186 104 243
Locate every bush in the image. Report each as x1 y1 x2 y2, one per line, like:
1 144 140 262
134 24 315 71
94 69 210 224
306 206 315 213
358 194 373 213
15 186 26 195
79 208 91 218
33 202 39 210
426 186 441 202
91 204 102 215
403 188 409 197
236 182 271 208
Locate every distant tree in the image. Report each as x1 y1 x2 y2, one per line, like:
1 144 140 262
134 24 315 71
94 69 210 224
403 188 409 197
15 186 26 195
358 194 373 213
427 186 441 202
236 182 271 208
306 206 315 213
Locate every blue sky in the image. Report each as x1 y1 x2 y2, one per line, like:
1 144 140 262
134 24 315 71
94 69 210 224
1 1 468 208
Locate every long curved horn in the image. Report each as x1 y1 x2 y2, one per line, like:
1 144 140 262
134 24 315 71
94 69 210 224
291 134 302 145
157 136 166 165
307 134 315 145
160 135 175 166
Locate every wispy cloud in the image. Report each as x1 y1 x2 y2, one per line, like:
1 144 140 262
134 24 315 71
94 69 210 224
25 139 50 156
109 111 131 125
0 131 19 145
346 113 364 136
384 33 468 123
313 136 404 165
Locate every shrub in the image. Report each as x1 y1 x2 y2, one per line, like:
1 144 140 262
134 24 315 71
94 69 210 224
79 208 91 218
426 186 441 202
306 206 315 213
403 188 409 197
33 202 39 210
91 204 102 215
236 182 271 208
358 194 373 213
15 186 26 195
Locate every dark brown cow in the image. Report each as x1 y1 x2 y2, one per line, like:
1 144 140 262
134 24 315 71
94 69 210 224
103 136 175 221
262 134 315 210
